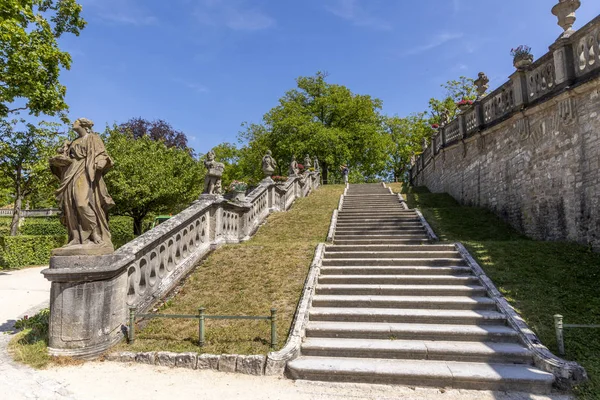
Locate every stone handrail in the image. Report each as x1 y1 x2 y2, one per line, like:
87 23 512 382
411 14 600 181
42 172 320 359
0 208 60 217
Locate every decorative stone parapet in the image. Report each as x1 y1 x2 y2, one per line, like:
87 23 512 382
42 172 320 359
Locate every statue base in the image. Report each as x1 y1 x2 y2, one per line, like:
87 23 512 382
52 242 114 256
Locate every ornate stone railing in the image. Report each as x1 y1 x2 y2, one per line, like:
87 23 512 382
0 208 60 217
42 172 320 359
410 13 600 183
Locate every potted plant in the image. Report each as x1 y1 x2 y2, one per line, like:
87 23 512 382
272 175 288 184
511 45 533 69
228 180 248 202
456 99 474 112
431 123 440 130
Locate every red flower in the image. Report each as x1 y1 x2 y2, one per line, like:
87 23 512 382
457 99 474 106
297 163 305 169
23 315 28 320
431 124 439 129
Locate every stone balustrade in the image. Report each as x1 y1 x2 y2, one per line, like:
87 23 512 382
42 172 320 359
0 208 59 217
411 14 600 183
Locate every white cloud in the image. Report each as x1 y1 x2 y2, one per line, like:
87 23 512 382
401 32 464 56
194 0 275 31
325 0 391 31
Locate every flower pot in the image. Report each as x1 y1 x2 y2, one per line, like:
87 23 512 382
513 54 533 69
232 190 245 202
457 103 471 112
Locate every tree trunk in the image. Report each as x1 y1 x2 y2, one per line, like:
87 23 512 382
10 194 22 236
133 215 144 236
321 162 329 184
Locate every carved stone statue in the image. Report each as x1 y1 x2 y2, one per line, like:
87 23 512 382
313 156 320 172
49 118 115 256
440 109 450 127
474 72 489 99
288 155 299 176
203 150 224 195
261 150 277 177
303 154 312 170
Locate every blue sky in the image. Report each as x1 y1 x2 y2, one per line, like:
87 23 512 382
57 0 600 155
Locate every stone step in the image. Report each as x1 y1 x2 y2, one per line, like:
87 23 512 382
335 217 420 222
286 357 553 393
334 222 423 228
317 275 479 286
316 284 487 296
323 251 458 259
339 210 415 214
325 245 454 252
305 321 519 342
334 229 426 235
332 234 430 241
333 239 431 245
300 338 532 364
309 307 506 325
320 266 472 276
311 295 496 310
321 258 466 266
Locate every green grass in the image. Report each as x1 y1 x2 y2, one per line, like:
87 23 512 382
118 184 344 355
394 185 600 398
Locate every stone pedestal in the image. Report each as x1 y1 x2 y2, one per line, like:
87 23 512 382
42 254 131 359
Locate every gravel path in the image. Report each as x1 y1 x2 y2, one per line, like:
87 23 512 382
0 267 572 400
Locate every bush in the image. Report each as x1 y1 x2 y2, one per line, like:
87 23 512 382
14 308 50 342
20 220 66 235
110 216 135 249
0 235 67 269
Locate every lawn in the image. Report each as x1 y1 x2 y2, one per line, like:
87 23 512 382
388 183 600 399
118 184 344 355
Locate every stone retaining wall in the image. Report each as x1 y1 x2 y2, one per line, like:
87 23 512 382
411 15 600 250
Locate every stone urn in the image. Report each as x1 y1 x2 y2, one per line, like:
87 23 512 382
457 101 473 112
232 190 245 202
513 53 534 69
552 0 581 38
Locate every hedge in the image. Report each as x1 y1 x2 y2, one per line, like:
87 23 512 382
20 221 66 235
0 235 68 269
110 216 135 249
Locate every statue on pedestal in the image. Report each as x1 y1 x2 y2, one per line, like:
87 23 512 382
313 156 320 172
261 150 277 178
203 150 224 195
288 155 299 176
49 118 115 256
474 72 489 100
303 154 312 170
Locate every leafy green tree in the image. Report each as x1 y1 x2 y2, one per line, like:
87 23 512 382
0 0 86 121
0 121 61 235
103 127 204 235
240 72 390 183
428 76 477 124
384 114 433 182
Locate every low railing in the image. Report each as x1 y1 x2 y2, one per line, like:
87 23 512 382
554 314 600 356
0 208 59 217
128 307 277 350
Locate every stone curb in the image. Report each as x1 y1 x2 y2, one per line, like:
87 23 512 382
414 209 438 241
455 242 588 390
326 210 338 243
263 243 326 376
337 194 344 211
103 351 266 375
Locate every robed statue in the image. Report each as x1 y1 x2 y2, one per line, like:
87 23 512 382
49 118 115 255
288 155 299 176
203 150 224 195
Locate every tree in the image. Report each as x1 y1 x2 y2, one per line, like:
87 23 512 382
384 114 433 182
240 72 390 183
118 117 192 154
103 127 204 235
0 121 61 235
428 76 477 124
0 0 86 121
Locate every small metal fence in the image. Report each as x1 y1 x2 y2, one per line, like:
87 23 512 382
554 314 600 355
128 307 277 350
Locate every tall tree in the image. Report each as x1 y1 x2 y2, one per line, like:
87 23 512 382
0 121 61 235
0 0 86 121
118 117 192 154
428 76 478 124
240 72 390 183
384 113 433 182
103 126 203 235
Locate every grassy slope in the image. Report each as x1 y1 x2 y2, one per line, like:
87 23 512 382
388 183 600 399
120 184 344 355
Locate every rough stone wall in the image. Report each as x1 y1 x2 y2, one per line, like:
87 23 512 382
413 79 600 250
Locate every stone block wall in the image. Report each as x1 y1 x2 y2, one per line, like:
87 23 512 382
411 15 600 250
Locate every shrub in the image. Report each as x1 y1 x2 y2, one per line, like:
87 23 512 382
0 235 67 269
14 308 50 342
110 216 135 249
20 221 66 235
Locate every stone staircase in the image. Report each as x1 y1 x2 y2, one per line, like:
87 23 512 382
287 183 555 393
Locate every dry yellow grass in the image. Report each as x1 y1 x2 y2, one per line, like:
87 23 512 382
120 184 344 355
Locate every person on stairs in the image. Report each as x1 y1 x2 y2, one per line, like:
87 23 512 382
340 164 349 184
